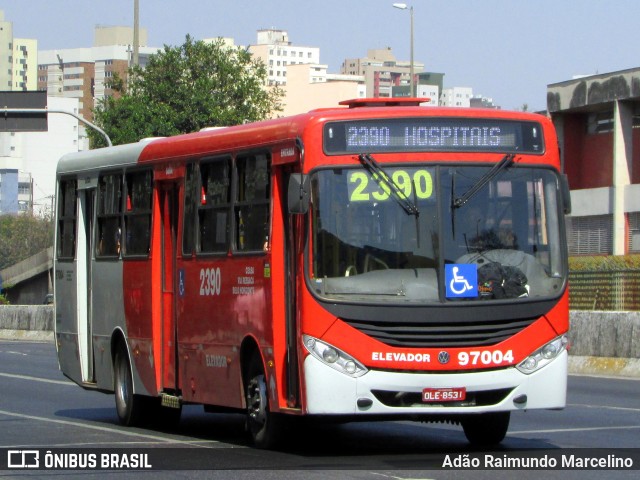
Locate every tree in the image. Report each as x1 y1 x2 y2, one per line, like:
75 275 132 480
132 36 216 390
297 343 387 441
0 214 53 271
89 36 284 147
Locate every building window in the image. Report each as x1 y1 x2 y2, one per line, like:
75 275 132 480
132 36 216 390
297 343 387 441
566 214 613 255
587 111 614 134
629 212 640 253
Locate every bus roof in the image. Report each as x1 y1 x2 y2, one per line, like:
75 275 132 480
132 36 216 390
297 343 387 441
57 101 552 175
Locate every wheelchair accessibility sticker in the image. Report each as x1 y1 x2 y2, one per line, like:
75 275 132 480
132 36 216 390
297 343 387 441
445 264 478 298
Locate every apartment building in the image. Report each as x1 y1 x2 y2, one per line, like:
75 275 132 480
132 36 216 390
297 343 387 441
248 29 320 86
0 10 37 91
37 26 156 122
341 47 425 98
440 86 473 107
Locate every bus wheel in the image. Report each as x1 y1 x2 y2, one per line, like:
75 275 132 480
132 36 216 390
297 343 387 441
114 344 143 426
462 411 510 446
245 356 283 449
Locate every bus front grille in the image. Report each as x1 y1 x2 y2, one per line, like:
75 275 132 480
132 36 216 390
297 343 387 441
343 317 536 348
371 388 514 408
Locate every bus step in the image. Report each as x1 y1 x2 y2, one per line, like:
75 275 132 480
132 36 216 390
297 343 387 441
161 393 181 409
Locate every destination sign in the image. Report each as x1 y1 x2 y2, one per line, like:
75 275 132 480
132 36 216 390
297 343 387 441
323 118 544 154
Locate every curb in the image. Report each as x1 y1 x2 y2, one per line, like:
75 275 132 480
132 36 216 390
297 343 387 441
568 355 640 378
0 329 54 343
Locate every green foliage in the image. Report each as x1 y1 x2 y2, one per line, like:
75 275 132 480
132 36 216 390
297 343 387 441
0 214 53 270
0 292 9 305
569 255 640 271
89 36 284 147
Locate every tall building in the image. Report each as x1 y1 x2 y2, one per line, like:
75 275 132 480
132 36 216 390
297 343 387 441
548 67 640 255
248 29 320 86
440 86 473 107
0 10 38 91
38 26 156 123
341 48 424 98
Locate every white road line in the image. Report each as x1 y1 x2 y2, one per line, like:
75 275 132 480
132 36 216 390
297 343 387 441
4 440 222 449
568 402 640 413
0 409 225 448
0 372 73 386
511 425 640 435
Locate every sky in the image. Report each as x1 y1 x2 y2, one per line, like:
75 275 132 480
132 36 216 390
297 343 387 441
3 0 640 111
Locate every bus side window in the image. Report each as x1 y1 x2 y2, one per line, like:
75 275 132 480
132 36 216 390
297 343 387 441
199 157 231 254
235 153 271 252
57 178 77 260
182 163 198 256
123 170 152 256
97 172 123 258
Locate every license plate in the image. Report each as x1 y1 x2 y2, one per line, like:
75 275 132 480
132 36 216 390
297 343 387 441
422 387 466 402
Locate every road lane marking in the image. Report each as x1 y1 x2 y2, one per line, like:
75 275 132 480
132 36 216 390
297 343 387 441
0 409 229 448
0 372 73 386
568 402 640 413
511 425 640 435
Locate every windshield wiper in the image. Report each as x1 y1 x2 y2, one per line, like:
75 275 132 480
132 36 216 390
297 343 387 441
358 153 419 216
452 153 515 208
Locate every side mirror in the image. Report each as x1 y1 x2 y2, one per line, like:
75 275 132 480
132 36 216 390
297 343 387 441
288 173 310 214
560 174 572 215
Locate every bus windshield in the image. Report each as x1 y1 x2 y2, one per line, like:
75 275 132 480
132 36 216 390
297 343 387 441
309 163 566 304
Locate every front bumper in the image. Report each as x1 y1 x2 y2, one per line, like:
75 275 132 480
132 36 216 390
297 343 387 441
303 349 567 415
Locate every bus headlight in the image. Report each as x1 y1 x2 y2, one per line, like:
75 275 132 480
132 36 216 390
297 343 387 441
516 335 568 375
303 335 368 378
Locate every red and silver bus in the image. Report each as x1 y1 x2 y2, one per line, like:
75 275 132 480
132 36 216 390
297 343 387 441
54 98 571 448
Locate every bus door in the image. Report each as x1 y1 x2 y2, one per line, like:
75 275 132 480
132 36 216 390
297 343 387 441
76 185 96 383
158 181 181 394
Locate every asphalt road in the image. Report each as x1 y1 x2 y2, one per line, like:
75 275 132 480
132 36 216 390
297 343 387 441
0 339 639 479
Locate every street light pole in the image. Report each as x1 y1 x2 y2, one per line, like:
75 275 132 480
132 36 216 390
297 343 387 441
133 0 139 67
393 3 414 97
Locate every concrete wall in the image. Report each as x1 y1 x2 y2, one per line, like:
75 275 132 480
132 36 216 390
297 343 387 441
1 306 638 363
569 311 640 358
0 305 54 331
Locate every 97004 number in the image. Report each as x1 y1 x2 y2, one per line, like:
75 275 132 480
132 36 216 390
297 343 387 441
458 350 514 366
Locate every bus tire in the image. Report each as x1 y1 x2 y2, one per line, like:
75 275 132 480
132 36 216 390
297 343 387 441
114 344 143 426
245 355 283 449
462 411 510 445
